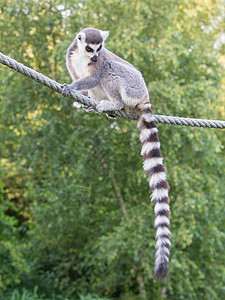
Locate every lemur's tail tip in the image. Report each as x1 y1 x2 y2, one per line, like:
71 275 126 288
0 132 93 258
154 264 168 280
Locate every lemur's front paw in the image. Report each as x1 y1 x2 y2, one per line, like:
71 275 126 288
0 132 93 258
96 100 111 113
61 83 72 97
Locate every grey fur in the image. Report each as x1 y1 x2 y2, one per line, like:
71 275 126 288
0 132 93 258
82 28 103 44
66 39 78 81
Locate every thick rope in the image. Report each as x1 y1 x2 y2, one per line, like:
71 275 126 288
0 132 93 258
0 51 225 129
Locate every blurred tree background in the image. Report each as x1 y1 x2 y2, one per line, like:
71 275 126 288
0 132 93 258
0 0 225 299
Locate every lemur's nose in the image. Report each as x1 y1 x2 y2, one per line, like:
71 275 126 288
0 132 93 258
91 55 98 62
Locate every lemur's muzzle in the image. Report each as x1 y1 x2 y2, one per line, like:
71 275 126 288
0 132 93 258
91 55 98 62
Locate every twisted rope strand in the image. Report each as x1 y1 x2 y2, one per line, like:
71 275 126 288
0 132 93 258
0 51 224 129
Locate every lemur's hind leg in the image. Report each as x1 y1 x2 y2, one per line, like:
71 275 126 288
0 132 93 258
96 100 123 112
96 79 124 113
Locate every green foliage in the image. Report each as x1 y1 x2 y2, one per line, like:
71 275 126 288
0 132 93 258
0 162 30 294
6 287 110 300
0 0 225 299
8 287 41 300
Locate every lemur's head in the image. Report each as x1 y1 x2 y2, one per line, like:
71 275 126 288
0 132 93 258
76 28 109 62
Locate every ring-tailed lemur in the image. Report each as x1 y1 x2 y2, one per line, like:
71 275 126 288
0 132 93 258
62 28 171 279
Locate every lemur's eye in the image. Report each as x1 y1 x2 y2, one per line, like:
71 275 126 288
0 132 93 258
97 45 102 52
86 46 93 52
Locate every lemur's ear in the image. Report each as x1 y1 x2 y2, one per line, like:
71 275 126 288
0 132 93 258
77 32 86 42
100 30 109 41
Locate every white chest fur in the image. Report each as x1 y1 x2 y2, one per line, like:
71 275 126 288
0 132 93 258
70 52 90 78
88 84 108 101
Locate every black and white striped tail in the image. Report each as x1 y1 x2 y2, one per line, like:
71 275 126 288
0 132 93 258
137 103 171 280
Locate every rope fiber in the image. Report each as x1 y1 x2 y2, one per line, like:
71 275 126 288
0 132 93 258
0 51 224 129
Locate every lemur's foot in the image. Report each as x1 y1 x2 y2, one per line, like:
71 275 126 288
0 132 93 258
106 113 116 119
61 83 72 97
96 100 111 113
